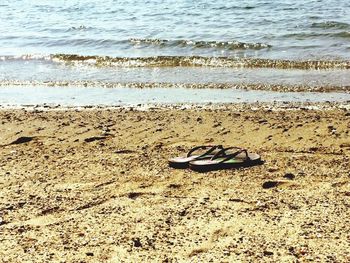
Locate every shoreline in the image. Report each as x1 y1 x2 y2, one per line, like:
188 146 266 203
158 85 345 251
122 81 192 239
1 81 350 93
0 100 349 111
1 86 350 110
1 104 349 261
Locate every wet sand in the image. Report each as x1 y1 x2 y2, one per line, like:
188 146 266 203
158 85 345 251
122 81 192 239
0 103 350 262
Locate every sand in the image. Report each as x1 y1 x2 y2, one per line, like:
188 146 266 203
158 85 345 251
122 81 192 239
0 103 349 262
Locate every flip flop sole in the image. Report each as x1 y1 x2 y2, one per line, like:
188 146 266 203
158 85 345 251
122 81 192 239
168 154 218 169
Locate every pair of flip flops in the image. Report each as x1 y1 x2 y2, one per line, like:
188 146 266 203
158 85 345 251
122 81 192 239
169 145 261 172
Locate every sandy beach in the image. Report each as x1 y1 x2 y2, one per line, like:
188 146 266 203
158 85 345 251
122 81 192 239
0 103 349 262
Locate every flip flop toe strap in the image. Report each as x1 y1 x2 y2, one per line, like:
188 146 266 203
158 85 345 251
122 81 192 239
187 145 223 158
211 147 250 164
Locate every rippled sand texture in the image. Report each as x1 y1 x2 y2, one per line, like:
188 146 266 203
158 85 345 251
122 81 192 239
0 105 350 262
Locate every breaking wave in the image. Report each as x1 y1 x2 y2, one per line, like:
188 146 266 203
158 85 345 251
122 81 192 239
51 54 350 70
1 54 350 70
128 38 271 50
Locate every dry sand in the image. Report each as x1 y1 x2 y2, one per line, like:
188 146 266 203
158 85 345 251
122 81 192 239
0 103 350 262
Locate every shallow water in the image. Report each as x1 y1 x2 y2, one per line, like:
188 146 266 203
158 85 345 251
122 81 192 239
1 86 349 107
1 58 350 87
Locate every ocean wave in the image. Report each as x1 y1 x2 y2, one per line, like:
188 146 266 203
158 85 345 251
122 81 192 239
212 5 257 10
284 31 350 39
311 21 350 30
128 38 271 50
51 54 350 70
67 25 95 32
0 80 349 93
1 54 350 70
0 54 52 61
0 34 271 51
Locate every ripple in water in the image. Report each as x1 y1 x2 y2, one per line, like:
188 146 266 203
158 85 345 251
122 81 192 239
1 0 350 59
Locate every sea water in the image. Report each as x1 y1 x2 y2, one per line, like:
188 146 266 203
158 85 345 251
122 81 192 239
0 0 349 106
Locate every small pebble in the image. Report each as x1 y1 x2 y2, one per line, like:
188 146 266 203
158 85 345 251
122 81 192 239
258 119 268 124
262 181 278 189
133 238 142 248
284 173 295 180
267 167 279 172
264 251 274 256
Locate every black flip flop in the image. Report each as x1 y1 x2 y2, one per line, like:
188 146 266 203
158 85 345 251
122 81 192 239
189 146 261 172
168 145 223 169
